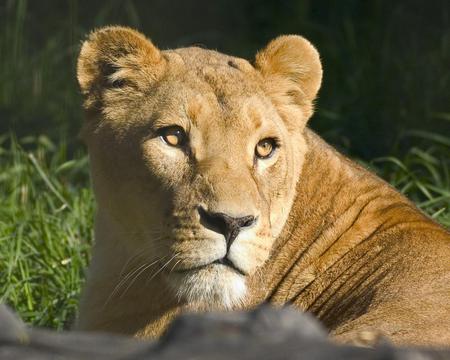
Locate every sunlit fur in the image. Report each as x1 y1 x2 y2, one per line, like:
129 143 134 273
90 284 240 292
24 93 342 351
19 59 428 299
75 27 450 346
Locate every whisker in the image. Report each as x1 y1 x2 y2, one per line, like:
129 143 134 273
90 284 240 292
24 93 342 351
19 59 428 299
119 258 164 299
146 253 179 285
119 258 161 290
105 255 168 305
116 252 176 300
118 244 167 277
169 259 182 273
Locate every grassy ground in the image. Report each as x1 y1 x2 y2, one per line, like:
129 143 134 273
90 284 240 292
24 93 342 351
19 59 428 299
0 132 449 330
0 135 93 329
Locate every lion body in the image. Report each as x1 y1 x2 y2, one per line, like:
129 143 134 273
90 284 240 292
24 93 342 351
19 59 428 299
76 27 450 346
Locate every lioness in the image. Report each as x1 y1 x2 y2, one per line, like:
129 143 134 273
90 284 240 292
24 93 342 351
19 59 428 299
76 26 450 346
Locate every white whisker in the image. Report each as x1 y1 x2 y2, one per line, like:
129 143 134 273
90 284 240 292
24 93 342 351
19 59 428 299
146 253 179 285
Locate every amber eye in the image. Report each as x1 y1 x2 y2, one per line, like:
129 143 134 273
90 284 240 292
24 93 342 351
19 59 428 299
159 126 187 147
255 138 278 159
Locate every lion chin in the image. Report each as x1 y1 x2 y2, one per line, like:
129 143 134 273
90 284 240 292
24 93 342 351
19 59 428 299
167 264 247 310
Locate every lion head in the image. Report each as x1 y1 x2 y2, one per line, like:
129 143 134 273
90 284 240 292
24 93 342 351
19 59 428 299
77 27 322 309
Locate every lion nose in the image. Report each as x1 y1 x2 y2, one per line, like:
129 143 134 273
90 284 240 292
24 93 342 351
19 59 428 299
198 206 256 251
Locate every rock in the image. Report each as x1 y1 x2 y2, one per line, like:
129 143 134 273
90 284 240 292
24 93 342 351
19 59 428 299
0 303 449 360
161 305 327 344
0 304 28 344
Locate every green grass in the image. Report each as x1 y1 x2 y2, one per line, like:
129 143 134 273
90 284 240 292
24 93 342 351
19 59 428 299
369 131 450 228
0 132 449 330
0 135 93 329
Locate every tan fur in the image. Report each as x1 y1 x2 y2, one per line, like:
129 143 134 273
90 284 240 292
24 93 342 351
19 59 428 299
76 26 450 346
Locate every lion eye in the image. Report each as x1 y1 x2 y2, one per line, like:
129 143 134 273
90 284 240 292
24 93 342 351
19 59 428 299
255 138 277 159
159 126 187 147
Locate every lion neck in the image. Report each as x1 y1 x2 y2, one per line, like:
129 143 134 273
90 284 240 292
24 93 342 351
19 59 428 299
247 128 417 317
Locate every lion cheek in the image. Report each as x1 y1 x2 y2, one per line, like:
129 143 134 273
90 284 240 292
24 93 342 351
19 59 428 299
228 240 271 276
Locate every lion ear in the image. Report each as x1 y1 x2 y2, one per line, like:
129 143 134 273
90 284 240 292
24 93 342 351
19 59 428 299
254 35 322 123
77 26 166 110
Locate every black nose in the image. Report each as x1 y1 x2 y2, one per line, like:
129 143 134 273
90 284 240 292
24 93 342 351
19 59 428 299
198 206 256 251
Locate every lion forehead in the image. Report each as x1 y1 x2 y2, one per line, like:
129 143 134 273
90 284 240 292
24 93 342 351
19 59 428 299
163 47 263 99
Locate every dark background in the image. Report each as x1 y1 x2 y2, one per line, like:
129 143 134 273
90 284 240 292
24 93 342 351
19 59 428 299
1 0 449 159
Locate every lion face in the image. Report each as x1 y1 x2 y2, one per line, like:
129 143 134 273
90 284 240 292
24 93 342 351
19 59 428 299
78 27 322 309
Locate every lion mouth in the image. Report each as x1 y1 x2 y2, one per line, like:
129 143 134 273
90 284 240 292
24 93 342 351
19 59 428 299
176 257 246 276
